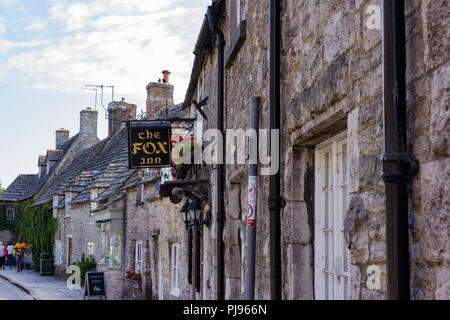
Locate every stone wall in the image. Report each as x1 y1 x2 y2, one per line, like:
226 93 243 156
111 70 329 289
97 264 124 299
146 184 189 300
108 100 137 137
122 181 189 300
146 83 174 118
0 230 16 245
189 0 449 300
70 203 102 264
123 185 151 299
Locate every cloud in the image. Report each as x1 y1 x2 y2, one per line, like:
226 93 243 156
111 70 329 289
0 38 50 56
0 0 205 104
24 20 48 32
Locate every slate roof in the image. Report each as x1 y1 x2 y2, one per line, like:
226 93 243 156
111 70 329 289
0 175 38 202
93 169 136 203
0 134 80 203
91 169 138 213
46 150 64 161
5 101 188 211
151 103 185 120
33 126 132 208
32 139 108 207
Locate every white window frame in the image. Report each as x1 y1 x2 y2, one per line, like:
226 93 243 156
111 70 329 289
237 0 245 25
6 207 14 221
87 242 95 257
91 189 98 211
52 195 59 218
170 243 181 296
314 131 350 300
137 184 144 204
55 240 62 266
65 193 72 217
46 159 50 175
135 240 143 274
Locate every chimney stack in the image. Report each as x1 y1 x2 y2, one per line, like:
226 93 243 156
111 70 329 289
38 155 46 178
55 128 70 149
80 107 98 137
146 70 174 118
108 98 137 137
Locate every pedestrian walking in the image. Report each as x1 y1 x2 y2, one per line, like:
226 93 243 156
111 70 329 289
0 242 5 269
6 242 14 269
14 239 26 272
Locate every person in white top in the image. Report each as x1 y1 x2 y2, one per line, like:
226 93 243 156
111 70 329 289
0 242 5 269
6 242 14 269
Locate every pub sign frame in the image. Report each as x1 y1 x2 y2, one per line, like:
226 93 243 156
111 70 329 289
126 121 172 169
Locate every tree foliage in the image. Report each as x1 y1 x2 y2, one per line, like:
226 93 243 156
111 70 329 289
15 201 58 271
0 206 15 231
0 180 4 194
75 254 97 286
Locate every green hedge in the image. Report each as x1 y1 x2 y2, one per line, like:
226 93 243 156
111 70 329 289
15 201 57 271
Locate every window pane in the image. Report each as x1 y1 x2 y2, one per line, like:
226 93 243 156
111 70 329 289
325 191 329 228
325 152 329 187
343 233 349 273
343 185 348 220
342 144 347 183
325 232 329 269
329 189 334 228
344 277 349 300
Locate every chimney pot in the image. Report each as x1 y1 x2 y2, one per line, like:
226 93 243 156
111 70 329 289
146 72 174 118
162 70 171 83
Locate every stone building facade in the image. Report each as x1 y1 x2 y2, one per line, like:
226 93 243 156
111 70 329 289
1 0 448 301
169 0 450 300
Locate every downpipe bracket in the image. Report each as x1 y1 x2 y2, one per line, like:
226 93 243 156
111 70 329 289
381 152 419 183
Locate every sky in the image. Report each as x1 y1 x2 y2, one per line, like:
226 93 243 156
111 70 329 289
0 0 208 188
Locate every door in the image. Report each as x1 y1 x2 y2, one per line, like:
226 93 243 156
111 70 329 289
67 237 72 266
314 131 350 300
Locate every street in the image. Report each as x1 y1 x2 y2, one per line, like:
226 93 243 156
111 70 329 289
0 276 33 300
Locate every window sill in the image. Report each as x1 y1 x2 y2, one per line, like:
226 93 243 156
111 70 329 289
135 201 144 206
225 20 247 69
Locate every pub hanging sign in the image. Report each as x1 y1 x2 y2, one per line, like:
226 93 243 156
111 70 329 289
127 121 172 168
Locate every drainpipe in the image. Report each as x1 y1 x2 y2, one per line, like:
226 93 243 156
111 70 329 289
381 0 414 300
268 0 282 300
247 97 260 300
188 228 193 285
207 1 226 300
194 227 201 294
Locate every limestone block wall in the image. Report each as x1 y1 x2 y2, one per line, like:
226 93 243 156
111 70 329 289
146 187 188 300
194 0 449 300
70 203 102 264
280 0 449 300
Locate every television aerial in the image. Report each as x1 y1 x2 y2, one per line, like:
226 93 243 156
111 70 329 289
82 84 115 119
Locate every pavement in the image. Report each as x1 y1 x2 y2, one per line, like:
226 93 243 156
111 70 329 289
0 267 83 300
0 276 33 300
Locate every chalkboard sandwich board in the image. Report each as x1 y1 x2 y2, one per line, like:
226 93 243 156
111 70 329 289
84 272 106 300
